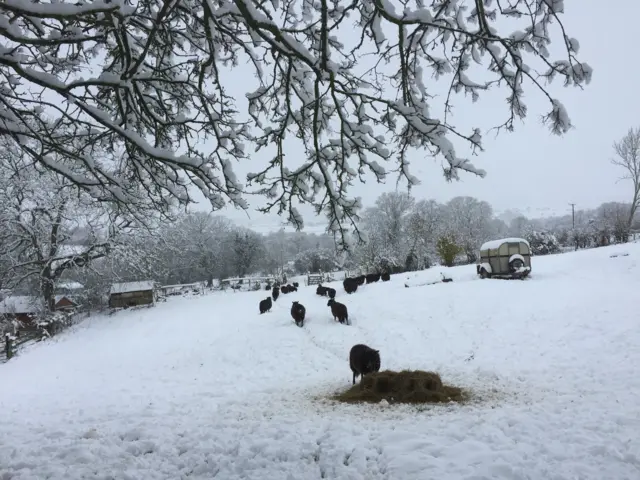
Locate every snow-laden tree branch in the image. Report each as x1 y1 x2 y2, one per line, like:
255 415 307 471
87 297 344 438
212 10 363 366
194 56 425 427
0 0 591 244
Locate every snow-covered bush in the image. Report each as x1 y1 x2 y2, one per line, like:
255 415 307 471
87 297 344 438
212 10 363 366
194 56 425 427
294 248 337 274
436 236 461 268
375 256 403 274
526 231 561 256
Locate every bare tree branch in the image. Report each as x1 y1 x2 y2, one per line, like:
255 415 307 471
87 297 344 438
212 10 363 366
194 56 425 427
611 127 640 232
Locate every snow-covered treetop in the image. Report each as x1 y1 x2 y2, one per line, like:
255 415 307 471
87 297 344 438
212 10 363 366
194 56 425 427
0 0 591 245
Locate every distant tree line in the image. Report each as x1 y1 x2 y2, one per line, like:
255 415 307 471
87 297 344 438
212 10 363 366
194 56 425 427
1 136 636 314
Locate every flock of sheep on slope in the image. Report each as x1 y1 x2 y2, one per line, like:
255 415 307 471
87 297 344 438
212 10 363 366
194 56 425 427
257 273 389 384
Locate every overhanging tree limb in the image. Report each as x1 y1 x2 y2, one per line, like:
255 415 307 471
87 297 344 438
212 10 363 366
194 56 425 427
1 0 591 246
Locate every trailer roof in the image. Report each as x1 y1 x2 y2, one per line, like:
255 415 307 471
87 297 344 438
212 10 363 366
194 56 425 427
480 237 530 251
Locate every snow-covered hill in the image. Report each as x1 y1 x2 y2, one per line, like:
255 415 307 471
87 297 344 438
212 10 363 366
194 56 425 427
2 245 640 479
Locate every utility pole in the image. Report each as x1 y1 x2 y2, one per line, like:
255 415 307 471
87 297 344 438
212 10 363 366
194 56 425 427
569 203 577 251
569 203 576 228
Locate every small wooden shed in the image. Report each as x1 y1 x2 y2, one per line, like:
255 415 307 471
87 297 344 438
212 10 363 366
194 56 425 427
0 296 40 323
54 295 78 311
109 281 155 309
0 295 78 323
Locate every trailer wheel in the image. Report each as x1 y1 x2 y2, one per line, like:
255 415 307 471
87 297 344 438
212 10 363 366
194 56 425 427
479 268 490 279
509 258 524 273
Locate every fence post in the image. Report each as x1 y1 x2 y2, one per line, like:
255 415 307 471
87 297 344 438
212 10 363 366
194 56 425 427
5 333 13 360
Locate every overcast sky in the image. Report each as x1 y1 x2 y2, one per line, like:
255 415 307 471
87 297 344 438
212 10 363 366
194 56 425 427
191 0 639 232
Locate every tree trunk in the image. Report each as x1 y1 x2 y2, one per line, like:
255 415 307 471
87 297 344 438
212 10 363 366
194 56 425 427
41 275 56 312
627 188 639 236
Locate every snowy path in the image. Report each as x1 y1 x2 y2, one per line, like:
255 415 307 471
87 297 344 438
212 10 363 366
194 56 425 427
1 245 640 479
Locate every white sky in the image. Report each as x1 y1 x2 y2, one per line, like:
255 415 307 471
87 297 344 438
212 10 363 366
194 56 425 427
190 0 638 232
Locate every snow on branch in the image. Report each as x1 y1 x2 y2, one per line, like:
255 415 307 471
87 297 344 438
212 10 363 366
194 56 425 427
0 0 590 245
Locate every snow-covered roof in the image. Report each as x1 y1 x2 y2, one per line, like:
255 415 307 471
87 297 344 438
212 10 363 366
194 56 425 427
0 295 77 313
0 296 41 314
480 237 530 251
161 283 202 289
54 295 77 304
110 281 155 295
57 281 84 290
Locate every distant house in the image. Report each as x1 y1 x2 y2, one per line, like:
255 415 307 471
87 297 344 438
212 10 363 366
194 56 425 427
109 281 155 309
0 295 78 323
53 295 78 311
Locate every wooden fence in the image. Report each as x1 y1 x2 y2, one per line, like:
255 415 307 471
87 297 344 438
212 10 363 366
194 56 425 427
1 310 91 363
307 274 323 285
306 273 338 285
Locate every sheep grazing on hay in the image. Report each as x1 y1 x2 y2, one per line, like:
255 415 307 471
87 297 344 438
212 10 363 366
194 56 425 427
272 286 280 301
259 297 272 314
343 277 358 294
348 344 381 385
327 298 349 325
290 301 306 327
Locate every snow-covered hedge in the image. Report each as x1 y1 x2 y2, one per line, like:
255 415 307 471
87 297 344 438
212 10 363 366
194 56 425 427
526 231 561 256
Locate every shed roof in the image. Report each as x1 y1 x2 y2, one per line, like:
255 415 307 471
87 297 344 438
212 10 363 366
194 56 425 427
0 295 77 314
480 237 530 251
110 281 155 295
0 296 41 314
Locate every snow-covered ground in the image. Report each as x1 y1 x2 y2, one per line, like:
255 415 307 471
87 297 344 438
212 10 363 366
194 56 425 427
2 245 640 479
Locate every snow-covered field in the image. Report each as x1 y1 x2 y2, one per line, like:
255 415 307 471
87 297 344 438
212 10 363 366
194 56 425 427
2 245 640 479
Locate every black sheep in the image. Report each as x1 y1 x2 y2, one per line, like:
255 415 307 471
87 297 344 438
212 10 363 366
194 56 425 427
288 284 297 292
293 282 299 288
326 287 336 299
272 286 280 301
290 301 306 327
365 273 376 284
281 285 289 294
327 298 348 324
349 344 381 385
343 277 358 294
316 284 328 296
372 273 381 282
381 272 390 281
259 297 272 314
355 275 366 285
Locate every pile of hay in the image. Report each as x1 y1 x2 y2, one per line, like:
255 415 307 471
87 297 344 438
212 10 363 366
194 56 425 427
334 370 465 404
